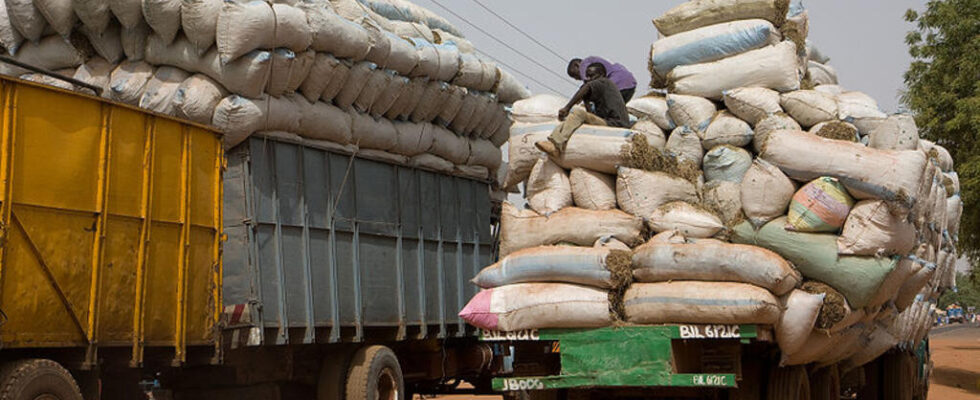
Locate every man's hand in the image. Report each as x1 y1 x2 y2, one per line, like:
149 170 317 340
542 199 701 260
558 107 570 121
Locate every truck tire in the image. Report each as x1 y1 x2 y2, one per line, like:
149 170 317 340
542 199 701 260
766 365 810 400
882 353 915 400
0 359 83 400
345 345 404 400
809 365 840 400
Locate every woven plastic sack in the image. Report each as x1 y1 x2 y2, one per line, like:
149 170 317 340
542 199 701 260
667 94 715 131
500 203 644 257
627 94 675 131
723 87 781 126
570 168 617 211
780 90 838 128
650 19 781 81
473 246 627 289
526 159 573 216
459 283 612 332
653 0 790 37
741 158 795 227
786 177 855 232
668 41 801 100
776 290 825 355
616 168 698 218
703 112 753 149
838 200 916 256
625 282 782 325
649 202 724 238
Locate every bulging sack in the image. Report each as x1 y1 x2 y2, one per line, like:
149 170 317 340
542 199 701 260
667 94 715 131
570 168 617 211
780 90 838 128
650 19 781 80
809 120 858 142
631 120 667 150
752 112 800 153
211 94 303 147
668 41 801 100
723 87 782 126
760 129 928 204
838 200 916 256
703 111 754 149
625 282 782 325
173 73 228 125
869 114 919 151
138 66 190 114
459 283 612 332
350 111 398 151
632 240 800 295
703 180 743 225
807 61 838 86
555 126 656 175
499 202 644 257
215 1 312 63
526 159 573 216
627 94 675 131
741 158 795 227
786 177 855 233
473 246 630 289
145 35 273 98
732 217 898 309
648 201 724 238
703 145 752 183
665 127 704 166
616 167 698 219
108 61 155 105
142 0 182 44
511 94 569 123
181 0 222 52
653 0 790 37
776 290 825 355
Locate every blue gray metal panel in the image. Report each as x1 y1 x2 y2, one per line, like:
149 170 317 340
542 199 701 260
222 136 494 343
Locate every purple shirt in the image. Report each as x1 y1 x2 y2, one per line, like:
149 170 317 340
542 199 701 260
580 56 637 91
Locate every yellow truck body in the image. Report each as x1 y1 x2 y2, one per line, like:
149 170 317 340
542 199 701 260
0 77 222 366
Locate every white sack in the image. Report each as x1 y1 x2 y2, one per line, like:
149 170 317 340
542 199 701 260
723 87 781 126
350 111 397 151
665 127 704 166
632 240 801 295
526 159 573 215
428 125 470 164
667 94 715 131
625 282 782 325
761 129 928 203
570 168 617 211
500 202 644 257
807 61 838 85
138 66 190 114
74 0 112 35
142 0 181 44
653 0 789 37
776 290 826 355
704 181 743 225
649 202 724 238
107 61 154 105
6 0 46 42
650 19 781 80
458 283 612 332
627 94 675 131
869 114 920 151
753 112 800 153
668 41 801 100
780 90 838 128
173 73 227 124
181 0 221 52
616 167 699 218
741 158 795 227
838 200 916 256
703 111 753 149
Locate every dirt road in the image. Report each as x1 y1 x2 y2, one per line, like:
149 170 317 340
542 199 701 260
928 324 980 400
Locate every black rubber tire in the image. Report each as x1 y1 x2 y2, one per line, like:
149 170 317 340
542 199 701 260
766 365 810 400
345 345 405 400
882 353 915 400
0 359 83 400
809 365 840 400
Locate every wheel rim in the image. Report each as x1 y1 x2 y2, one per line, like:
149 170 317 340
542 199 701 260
377 367 398 400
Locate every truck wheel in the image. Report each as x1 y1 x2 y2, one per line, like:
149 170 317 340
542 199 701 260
345 345 404 400
0 359 83 400
882 353 915 400
766 365 810 400
809 365 840 400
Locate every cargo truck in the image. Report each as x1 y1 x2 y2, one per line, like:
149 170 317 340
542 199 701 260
0 75 936 400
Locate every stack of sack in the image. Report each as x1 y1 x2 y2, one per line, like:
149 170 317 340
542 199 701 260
0 0 530 181
460 0 962 371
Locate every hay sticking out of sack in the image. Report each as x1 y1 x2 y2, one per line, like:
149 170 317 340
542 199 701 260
622 134 702 184
812 121 858 142
802 281 848 329
606 249 633 323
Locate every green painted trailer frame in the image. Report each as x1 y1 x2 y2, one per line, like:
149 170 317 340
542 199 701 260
484 325 764 391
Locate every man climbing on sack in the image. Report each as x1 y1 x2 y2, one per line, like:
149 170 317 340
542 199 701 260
567 56 638 102
536 62 631 157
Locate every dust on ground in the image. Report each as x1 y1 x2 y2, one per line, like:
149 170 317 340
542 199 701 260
929 324 980 400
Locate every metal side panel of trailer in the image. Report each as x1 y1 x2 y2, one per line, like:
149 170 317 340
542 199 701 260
222 136 493 346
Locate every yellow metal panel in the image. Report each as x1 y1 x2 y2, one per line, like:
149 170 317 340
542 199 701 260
151 119 184 223
0 77 222 360
107 109 149 218
11 85 102 212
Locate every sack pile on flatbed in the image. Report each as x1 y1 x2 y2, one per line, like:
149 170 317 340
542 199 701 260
0 0 530 181
461 0 959 371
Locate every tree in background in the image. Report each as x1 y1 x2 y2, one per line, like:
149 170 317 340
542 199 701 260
902 0 980 278
939 273 980 310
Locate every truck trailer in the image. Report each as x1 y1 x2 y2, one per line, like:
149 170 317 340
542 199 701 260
0 75 938 400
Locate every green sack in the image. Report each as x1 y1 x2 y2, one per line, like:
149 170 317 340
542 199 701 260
732 217 897 309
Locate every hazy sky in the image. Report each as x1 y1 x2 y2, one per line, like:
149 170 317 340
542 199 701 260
412 0 928 113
